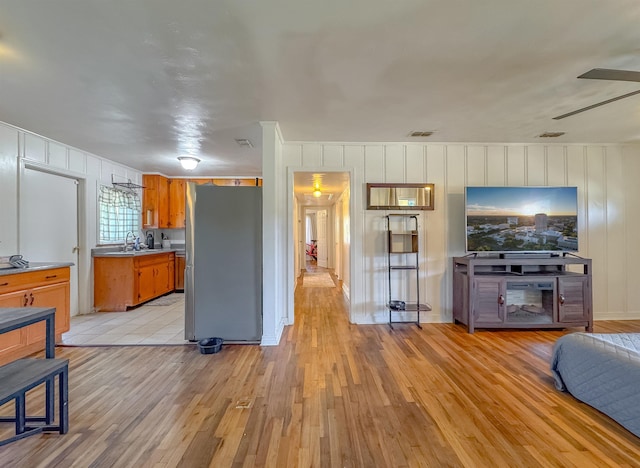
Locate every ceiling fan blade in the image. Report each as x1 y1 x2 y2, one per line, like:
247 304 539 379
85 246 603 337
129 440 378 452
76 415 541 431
578 68 640 82
553 88 640 120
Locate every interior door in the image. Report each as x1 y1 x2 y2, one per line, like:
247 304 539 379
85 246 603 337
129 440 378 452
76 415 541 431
316 209 328 268
20 168 79 317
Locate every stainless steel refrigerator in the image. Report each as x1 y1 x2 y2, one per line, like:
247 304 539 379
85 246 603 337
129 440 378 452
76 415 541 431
184 183 262 343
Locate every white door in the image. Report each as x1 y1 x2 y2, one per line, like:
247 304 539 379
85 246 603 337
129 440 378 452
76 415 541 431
316 209 328 268
20 168 79 317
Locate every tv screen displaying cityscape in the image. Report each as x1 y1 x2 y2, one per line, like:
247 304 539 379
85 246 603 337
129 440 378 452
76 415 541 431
465 186 578 253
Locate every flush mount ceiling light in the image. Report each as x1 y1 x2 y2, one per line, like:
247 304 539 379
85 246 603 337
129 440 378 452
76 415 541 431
178 156 200 170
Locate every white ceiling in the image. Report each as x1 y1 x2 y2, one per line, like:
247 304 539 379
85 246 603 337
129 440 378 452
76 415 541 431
2 1 640 190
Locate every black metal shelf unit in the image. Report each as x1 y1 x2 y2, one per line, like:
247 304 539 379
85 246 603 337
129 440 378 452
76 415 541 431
386 214 431 329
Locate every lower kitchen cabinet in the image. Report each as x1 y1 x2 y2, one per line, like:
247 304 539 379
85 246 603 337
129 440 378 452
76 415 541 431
93 252 175 312
175 255 185 291
0 266 71 365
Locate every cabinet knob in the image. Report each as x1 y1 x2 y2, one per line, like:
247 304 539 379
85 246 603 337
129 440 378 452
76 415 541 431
559 294 565 305
29 293 35 306
498 294 505 305
23 293 29 307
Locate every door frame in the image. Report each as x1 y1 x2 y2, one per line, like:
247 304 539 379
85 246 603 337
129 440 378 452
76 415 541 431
20 161 86 318
287 167 355 325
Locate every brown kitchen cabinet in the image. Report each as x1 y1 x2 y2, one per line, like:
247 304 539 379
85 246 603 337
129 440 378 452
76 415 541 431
0 266 71 365
175 255 185 291
142 174 170 229
168 179 186 228
93 252 175 312
143 176 262 230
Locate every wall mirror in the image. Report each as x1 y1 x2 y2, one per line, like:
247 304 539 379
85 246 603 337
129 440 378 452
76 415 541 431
366 183 435 210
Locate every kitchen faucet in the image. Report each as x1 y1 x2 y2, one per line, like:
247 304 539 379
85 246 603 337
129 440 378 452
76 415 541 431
123 231 136 251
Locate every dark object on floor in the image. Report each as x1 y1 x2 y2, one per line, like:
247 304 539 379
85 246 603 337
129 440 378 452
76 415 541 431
198 337 223 354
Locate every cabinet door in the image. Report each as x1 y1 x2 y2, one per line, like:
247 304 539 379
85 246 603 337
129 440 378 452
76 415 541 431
143 175 170 229
137 264 157 303
157 176 170 228
142 174 158 228
169 179 186 228
0 291 29 363
155 262 170 296
27 282 70 344
175 256 185 290
558 276 590 323
472 278 504 324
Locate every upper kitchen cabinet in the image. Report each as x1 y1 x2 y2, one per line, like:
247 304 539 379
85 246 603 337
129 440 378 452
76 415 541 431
142 176 262 231
142 174 170 229
0 125 18 256
169 179 186 228
212 178 262 186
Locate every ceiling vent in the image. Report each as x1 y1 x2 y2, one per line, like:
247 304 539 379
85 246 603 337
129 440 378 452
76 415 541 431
234 138 253 148
409 131 434 137
538 132 565 138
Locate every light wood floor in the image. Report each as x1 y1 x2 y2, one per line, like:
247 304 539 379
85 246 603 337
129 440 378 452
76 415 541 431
2 272 640 466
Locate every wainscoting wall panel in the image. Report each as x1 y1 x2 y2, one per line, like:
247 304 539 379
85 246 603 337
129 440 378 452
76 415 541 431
282 140 640 324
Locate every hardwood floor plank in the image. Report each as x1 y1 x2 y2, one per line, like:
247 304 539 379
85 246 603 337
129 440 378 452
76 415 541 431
2 274 640 466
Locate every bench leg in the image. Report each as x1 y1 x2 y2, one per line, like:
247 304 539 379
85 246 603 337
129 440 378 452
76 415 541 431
46 380 54 424
15 394 26 434
59 366 68 434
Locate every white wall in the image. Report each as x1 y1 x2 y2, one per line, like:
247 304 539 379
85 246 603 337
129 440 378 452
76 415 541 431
277 142 640 324
0 121 142 315
261 122 288 344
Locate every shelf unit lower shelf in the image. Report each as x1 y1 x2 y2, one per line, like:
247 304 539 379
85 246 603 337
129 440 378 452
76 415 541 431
388 302 432 329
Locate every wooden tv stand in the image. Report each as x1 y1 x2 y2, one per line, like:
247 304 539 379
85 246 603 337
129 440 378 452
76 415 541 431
453 255 592 333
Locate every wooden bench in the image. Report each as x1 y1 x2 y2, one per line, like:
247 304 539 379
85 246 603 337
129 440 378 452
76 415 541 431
0 358 69 446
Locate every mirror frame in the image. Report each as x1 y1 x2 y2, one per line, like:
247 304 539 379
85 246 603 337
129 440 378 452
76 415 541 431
366 183 435 210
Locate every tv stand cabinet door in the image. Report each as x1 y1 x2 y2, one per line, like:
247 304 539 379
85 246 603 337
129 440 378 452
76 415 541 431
472 278 505 324
557 276 590 323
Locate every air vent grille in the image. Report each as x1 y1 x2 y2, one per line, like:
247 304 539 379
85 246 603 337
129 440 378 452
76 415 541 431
235 138 254 148
409 131 434 137
538 132 565 138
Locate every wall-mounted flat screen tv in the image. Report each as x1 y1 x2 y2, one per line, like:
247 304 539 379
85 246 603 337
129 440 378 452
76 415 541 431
465 186 578 253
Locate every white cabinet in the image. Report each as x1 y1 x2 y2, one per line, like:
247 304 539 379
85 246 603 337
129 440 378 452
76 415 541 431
0 124 18 256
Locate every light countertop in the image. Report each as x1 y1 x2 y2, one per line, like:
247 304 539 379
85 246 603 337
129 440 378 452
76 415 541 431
0 262 74 277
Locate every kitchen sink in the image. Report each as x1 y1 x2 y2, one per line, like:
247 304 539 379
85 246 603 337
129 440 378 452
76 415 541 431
94 250 170 257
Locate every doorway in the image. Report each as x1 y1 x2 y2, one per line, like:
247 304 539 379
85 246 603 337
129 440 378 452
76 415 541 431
291 170 352 324
304 208 328 270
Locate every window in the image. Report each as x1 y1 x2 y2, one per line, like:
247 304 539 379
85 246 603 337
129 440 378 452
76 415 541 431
98 186 141 243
